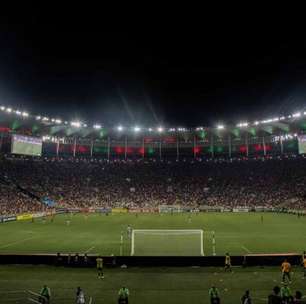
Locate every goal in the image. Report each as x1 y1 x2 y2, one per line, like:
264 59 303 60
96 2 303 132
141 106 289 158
130 229 204 256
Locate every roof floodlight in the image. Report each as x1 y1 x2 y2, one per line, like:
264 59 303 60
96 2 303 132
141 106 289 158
292 112 301 118
134 126 141 132
117 125 123 132
157 127 164 133
93 124 102 129
71 121 81 128
217 125 225 130
237 122 248 128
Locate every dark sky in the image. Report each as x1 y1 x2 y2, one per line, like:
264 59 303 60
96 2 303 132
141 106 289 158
1 8 306 127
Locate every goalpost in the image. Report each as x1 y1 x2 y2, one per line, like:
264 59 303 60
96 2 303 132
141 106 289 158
131 229 204 256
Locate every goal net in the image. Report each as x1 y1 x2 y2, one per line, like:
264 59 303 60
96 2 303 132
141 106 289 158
131 229 204 256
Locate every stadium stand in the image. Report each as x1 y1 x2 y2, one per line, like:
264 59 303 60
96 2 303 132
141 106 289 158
1 156 306 215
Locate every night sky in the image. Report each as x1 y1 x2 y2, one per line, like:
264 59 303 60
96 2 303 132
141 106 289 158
1 9 306 128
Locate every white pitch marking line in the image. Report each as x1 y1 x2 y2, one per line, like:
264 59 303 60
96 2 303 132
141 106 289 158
241 245 252 253
84 246 95 254
0 290 26 294
0 236 37 249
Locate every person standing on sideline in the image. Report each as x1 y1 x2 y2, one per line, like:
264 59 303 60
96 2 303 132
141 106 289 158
39 285 51 304
209 286 220 304
224 253 232 272
303 255 306 279
118 286 129 304
280 284 292 303
76 287 85 304
241 290 252 304
268 286 282 304
281 259 292 283
96 255 104 279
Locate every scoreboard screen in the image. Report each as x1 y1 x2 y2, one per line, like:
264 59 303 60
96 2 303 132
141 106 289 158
298 135 306 154
11 135 42 156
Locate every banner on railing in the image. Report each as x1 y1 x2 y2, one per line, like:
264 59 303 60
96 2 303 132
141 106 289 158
0 215 17 223
233 208 249 213
159 205 182 213
112 208 128 213
17 214 33 221
95 208 112 214
32 212 47 218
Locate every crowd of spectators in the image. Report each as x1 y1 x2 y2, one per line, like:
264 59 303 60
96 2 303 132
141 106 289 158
1 156 306 215
0 181 47 216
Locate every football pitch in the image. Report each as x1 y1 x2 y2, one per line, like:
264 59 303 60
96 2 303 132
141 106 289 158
0 212 305 255
1 265 306 304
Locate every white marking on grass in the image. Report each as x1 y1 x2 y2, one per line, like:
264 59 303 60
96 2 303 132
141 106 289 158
254 297 267 302
0 290 26 294
84 246 95 254
241 245 252 253
0 236 37 249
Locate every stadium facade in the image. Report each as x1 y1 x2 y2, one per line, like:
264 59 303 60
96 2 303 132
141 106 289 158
1 106 306 158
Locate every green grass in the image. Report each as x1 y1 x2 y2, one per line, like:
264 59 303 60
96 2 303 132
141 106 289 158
1 265 305 303
0 212 305 255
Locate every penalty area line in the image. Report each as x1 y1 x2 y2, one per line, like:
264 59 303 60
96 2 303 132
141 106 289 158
84 246 95 254
241 245 252 254
0 236 37 249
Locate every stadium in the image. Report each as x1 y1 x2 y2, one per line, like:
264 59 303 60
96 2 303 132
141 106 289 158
2 11 306 304
1 104 306 303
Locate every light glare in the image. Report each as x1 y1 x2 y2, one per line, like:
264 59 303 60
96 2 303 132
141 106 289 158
71 121 81 128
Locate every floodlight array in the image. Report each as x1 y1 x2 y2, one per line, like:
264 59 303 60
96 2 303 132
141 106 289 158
1 103 306 134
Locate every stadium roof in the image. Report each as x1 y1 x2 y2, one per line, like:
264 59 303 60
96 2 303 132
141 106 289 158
1 104 306 139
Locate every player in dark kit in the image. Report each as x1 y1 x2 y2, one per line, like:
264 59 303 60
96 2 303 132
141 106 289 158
224 253 232 272
96 256 104 279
